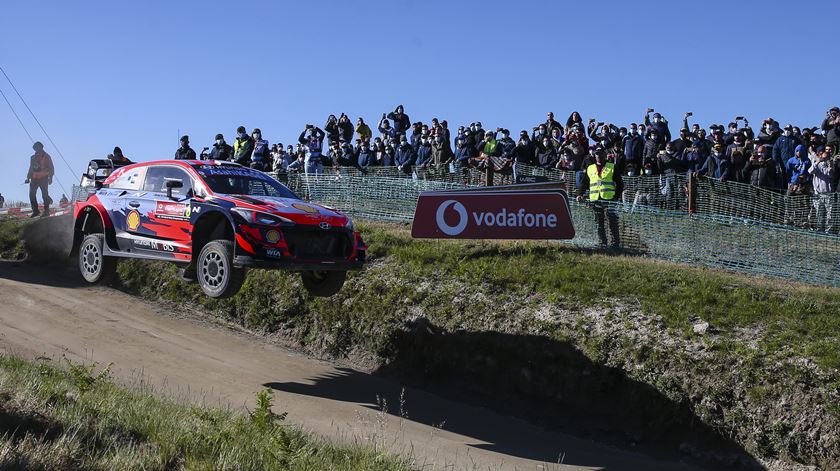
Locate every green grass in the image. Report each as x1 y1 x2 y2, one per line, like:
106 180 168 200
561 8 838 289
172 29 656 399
0 217 25 260
0 355 411 471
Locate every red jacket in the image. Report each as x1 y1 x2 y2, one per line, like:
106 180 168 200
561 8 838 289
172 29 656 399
28 151 54 180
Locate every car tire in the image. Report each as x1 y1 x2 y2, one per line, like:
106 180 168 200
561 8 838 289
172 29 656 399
78 234 118 285
196 240 246 298
301 270 347 297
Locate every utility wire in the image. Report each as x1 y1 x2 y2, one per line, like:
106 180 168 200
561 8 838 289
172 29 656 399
0 80 70 198
0 64 76 177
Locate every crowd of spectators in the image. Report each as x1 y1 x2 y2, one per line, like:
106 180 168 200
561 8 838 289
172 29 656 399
102 105 840 231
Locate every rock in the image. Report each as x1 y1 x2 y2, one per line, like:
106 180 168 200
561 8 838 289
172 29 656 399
693 321 710 335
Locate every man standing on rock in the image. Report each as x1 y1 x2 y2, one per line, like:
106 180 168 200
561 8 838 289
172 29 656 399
25 141 54 218
577 149 623 248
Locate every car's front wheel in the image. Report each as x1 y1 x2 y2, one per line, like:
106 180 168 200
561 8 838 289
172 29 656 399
196 240 246 298
301 270 347 297
78 234 118 285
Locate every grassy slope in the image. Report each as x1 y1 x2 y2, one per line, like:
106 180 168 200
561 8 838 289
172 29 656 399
0 218 25 260
0 355 409 471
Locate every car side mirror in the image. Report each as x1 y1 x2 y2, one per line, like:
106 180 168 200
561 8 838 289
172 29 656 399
165 179 183 199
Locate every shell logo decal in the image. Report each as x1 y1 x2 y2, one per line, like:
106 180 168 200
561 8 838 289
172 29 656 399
127 210 141 231
292 203 319 214
265 230 281 244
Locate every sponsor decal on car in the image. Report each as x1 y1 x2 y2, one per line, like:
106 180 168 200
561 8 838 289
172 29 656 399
126 210 141 231
155 202 189 221
265 229 281 243
132 238 175 252
265 248 284 258
292 203 319 214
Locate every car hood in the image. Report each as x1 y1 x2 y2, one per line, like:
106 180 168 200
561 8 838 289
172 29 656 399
218 195 348 221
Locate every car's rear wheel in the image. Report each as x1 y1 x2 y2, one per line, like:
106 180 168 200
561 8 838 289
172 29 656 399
197 240 246 298
79 234 117 285
301 270 347 297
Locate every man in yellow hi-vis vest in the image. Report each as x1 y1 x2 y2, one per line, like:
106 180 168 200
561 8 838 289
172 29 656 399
577 150 623 248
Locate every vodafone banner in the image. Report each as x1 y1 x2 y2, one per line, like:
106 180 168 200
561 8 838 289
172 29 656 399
411 188 575 240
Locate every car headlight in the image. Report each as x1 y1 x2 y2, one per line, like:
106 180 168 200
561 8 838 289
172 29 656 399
232 208 294 226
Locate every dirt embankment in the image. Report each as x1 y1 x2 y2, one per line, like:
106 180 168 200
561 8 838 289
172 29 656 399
12 218 839 470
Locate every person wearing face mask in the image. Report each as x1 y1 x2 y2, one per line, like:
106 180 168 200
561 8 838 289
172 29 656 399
271 144 291 172
576 150 623 248
773 125 800 171
357 140 375 168
755 119 781 148
723 122 740 146
671 128 694 156
643 110 671 147
743 145 777 190
496 129 516 175
682 140 708 175
695 144 731 182
208 133 233 161
513 131 535 166
566 111 584 131
249 128 270 171
642 130 660 172
387 105 411 137
623 123 644 172
378 116 397 142
415 135 434 169
431 132 454 167
807 148 837 233
395 136 415 174
287 145 305 172
531 124 547 144
535 137 558 168
233 125 254 166
821 107 840 149
175 135 197 160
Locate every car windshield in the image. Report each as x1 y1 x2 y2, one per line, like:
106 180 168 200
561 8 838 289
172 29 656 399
198 168 298 199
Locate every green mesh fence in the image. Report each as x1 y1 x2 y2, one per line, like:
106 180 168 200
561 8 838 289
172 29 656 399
282 166 840 287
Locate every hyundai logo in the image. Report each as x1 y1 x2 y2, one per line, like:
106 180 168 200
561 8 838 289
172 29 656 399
319 222 331 230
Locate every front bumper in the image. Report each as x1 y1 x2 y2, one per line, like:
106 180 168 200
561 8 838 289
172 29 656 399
233 254 365 271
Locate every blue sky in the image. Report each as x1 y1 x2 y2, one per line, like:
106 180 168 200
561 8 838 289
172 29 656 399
1 0 838 202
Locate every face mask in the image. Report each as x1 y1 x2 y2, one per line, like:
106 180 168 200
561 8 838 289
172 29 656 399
644 169 653 175
253 134 260 140
435 136 443 143
537 130 544 136
653 118 660 124
784 130 792 137
239 132 246 139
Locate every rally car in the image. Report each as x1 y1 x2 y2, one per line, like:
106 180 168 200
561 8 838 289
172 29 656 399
72 159 366 298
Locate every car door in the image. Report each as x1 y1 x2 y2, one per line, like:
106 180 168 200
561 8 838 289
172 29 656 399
103 166 147 251
126 165 194 259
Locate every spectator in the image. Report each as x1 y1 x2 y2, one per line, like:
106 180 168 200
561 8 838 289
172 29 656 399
387 105 411 136
431 131 454 166
566 111 584 131
576 149 623 248
743 146 777 189
642 130 660 170
110 146 132 164
59 194 69 205
175 135 197 160
472 130 500 170
535 137 558 168
356 117 372 142
25 141 54 217
696 144 731 181
658 143 683 209
821 107 840 149
378 115 397 141
807 149 836 233
623 124 644 175
644 110 672 146
440 120 451 143
325 115 340 143
287 145 305 172
208 134 233 161
233 126 254 165
757 119 781 147
415 135 433 168
544 112 563 134
0 193 4 208
563 124 589 170
785 145 812 192
496 129 517 173
271 144 291 172
671 128 693 155
514 131 535 166
373 138 391 166
395 135 415 174
723 122 740 146
557 147 576 171
298 124 326 174
682 140 708 174
338 114 354 142
773 124 800 175
250 128 270 171
549 127 565 151
357 141 376 168
532 123 548 143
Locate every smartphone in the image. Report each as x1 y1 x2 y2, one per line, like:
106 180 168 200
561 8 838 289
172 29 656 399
735 116 745 121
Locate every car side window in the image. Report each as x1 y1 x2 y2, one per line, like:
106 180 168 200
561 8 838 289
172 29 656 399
142 166 193 197
110 167 147 190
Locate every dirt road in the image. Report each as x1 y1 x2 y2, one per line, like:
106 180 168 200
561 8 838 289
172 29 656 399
0 261 704 470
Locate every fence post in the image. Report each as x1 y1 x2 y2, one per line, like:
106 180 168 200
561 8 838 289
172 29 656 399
688 172 696 215
485 163 494 187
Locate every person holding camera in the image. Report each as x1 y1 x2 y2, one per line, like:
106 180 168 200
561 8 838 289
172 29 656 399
356 117 372 143
298 124 326 175
338 114 354 142
644 109 671 146
806 148 835 233
26 141 54 218
387 105 411 137
324 115 340 143
822 107 840 149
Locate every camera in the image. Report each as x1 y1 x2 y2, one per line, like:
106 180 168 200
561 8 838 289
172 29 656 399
686 112 693 117
647 108 654 113
735 116 744 121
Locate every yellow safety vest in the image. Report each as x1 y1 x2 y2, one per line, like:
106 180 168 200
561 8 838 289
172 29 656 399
587 163 616 201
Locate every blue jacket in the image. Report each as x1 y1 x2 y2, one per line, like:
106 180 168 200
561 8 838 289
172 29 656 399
387 112 411 134
454 135 472 162
772 135 799 166
251 139 270 163
786 154 811 184
623 135 644 165
357 147 375 167
415 144 433 166
699 153 731 180
395 144 415 166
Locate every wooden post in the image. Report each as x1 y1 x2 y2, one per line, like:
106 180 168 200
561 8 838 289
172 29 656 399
485 162 494 187
688 172 696 215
